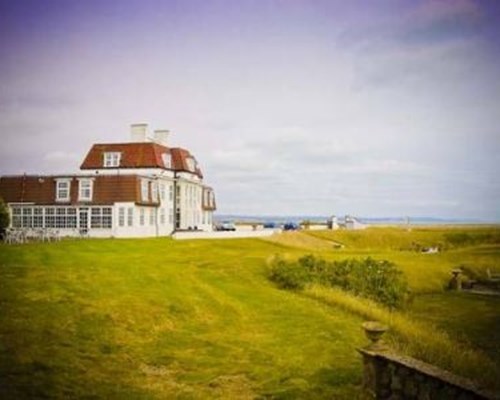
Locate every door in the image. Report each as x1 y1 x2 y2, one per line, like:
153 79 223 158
79 208 89 236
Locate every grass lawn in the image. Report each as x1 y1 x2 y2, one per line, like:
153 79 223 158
0 238 368 399
1 226 499 398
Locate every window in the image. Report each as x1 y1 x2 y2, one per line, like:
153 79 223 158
141 180 149 202
149 208 154 226
185 157 195 172
11 207 21 227
160 208 166 225
160 184 165 200
45 208 55 228
33 208 43 227
103 152 121 167
55 208 77 228
169 208 173 224
56 179 71 202
21 208 33 228
151 182 158 202
169 184 173 201
78 179 93 201
91 207 112 228
127 207 133 227
11 206 79 229
162 153 171 169
140 208 145 226
118 207 125 227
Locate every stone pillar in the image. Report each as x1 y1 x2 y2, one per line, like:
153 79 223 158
449 269 462 291
358 321 391 398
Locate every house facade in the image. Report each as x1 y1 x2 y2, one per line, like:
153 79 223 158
0 124 216 238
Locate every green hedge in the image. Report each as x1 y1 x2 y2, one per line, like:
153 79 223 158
269 255 409 308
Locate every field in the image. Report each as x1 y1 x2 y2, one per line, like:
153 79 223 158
0 226 499 399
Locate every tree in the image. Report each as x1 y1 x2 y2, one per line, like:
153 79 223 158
0 197 10 238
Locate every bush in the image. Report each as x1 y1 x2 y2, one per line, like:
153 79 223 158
0 197 9 238
268 255 409 308
268 256 310 290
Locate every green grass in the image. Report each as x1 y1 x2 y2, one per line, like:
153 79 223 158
303 227 500 293
1 226 499 398
304 285 500 389
407 291 500 363
0 238 368 399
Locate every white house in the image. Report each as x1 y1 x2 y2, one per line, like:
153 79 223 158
345 215 367 230
0 124 216 238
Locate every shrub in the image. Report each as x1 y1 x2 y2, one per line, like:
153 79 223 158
268 255 410 308
268 256 310 290
0 197 9 238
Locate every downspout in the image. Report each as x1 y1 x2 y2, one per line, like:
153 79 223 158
21 173 26 203
154 176 159 237
173 171 178 232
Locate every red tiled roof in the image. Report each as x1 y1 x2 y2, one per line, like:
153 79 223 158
0 175 158 206
80 142 203 177
170 148 203 178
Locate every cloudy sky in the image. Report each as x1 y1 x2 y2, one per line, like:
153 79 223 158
1 0 499 220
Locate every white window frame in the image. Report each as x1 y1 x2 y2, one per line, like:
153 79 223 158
151 182 158 202
118 207 125 227
162 153 172 169
141 180 149 202
149 208 154 226
140 208 145 226
127 207 134 227
160 183 165 200
56 179 72 202
186 157 195 172
78 178 94 201
103 152 121 168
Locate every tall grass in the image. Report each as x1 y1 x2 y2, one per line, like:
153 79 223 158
304 284 500 391
306 226 500 251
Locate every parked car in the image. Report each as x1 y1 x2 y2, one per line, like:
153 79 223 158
263 222 277 229
283 222 300 231
215 221 236 231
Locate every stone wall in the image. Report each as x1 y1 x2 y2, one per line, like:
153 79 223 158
358 347 497 399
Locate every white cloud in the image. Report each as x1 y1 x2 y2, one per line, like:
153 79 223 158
0 0 498 220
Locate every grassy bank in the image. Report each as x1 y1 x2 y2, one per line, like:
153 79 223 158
1 226 499 398
304 285 500 390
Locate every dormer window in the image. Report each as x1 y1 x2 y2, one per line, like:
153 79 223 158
103 152 121 167
78 178 94 201
162 153 172 169
186 157 196 172
141 179 149 202
56 178 71 202
151 182 158 202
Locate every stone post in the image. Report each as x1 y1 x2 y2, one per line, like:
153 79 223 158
358 321 390 398
449 269 462 291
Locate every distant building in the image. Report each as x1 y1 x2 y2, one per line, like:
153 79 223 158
345 215 367 230
0 124 216 237
327 215 339 230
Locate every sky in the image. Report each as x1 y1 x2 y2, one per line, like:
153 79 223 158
1 0 499 220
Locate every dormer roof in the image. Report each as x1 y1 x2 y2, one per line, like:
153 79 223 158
80 142 203 178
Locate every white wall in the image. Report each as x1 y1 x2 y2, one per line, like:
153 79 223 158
173 229 279 240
